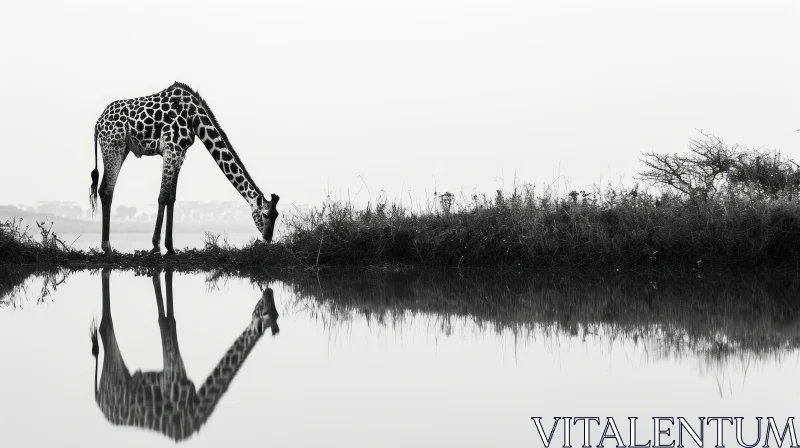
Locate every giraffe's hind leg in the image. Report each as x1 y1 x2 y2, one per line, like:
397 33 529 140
99 140 129 253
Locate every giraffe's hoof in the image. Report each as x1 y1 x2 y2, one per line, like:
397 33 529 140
149 247 161 255
165 249 176 256
101 241 111 253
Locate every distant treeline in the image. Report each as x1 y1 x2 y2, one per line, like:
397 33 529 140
1 200 258 222
0 201 265 234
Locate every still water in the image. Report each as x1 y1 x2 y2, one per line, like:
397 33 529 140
0 268 798 447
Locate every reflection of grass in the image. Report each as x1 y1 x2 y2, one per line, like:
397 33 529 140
0 265 37 306
4 266 800 362
281 268 800 359
0 265 65 308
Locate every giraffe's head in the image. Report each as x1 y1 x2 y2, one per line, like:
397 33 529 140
253 194 280 243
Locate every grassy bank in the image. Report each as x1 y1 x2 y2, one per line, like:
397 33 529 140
0 218 298 270
282 185 800 269
283 134 800 269
2 135 800 270
2 190 799 271
3 188 800 271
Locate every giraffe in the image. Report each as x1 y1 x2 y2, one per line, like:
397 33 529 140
90 269 280 442
90 82 280 254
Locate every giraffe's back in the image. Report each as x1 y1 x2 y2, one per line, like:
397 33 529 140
98 369 200 441
96 84 201 158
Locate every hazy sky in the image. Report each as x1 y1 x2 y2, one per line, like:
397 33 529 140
1 0 798 212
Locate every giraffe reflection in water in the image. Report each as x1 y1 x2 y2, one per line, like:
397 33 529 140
90 268 279 441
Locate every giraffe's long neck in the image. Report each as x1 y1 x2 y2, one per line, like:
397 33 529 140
192 105 265 210
193 313 276 427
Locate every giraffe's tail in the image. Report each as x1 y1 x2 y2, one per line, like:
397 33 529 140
90 126 99 214
90 316 99 358
90 316 99 399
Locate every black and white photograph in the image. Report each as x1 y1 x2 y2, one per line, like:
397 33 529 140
1 0 799 446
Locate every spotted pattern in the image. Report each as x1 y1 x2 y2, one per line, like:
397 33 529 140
93 82 279 250
95 279 279 442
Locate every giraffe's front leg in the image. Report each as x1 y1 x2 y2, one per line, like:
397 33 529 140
164 203 176 256
150 201 178 256
158 270 187 380
152 141 185 256
151 203 165 255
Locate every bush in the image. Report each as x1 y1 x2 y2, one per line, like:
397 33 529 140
640 132 800 200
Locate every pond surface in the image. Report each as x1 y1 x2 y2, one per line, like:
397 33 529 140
0 268 798 447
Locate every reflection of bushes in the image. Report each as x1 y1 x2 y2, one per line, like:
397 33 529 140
3 265 800 359
282 268 800 357
0 265 37 306
0 265 65 308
